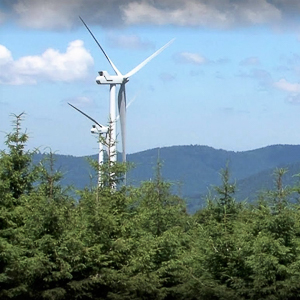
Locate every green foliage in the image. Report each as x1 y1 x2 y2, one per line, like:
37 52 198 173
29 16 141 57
0 113 37 203
3 114 300 299
0 113 39 299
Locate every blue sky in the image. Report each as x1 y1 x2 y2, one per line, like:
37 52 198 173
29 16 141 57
2 0 300 156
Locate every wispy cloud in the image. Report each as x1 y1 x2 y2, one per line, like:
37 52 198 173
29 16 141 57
277 53 300 77
175 52 206 65
286 94 300 105
159 72 176 82
219 107 250 115
237 68 272 87
64 96 95 108
239 56 260 66
0 40 93 85
107 34 153 50
216 58 230 64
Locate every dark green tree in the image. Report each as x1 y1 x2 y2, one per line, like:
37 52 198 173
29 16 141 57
108 161 190 299
0 113 39 299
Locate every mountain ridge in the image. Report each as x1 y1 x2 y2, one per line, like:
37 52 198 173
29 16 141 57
33 144 300 212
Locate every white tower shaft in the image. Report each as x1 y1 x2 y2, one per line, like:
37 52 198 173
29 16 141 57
98 140 104 186
109 84 117 163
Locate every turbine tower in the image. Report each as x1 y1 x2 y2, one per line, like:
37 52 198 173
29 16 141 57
79 17 174 164
68 102 108 186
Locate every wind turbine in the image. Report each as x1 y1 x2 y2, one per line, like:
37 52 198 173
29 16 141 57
79 17 174 165
68 102 108 186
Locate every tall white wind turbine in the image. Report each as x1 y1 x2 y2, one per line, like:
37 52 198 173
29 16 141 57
68 102 108 186
79 17 174 164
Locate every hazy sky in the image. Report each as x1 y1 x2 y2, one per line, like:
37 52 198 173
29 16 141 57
2 0 300 156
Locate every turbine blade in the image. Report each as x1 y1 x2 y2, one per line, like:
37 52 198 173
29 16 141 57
115 93 136 122
68 102 102 128
79 16 122 76
118 84 126 163
125 38 175 78
126 93 138 109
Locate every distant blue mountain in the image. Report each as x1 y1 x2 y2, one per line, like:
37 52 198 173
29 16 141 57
33 144 300 213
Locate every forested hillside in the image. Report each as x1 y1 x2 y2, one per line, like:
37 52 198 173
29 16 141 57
3 115 300 299
33 144 300 213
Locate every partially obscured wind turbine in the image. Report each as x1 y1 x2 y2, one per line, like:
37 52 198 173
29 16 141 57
79 17 174 164
68 102 108 185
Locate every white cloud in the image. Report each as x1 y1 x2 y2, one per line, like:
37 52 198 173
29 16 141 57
175 52 206 65
274 78 300 93
274 78 300 105
0 45 13 65
0 40 94 85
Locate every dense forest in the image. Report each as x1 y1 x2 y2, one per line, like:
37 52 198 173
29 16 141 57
2 114 300 300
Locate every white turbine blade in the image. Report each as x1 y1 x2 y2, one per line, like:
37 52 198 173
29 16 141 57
125 38 175 78
68 102 103 128
126 93 137 109
79 16 122 76
115 93 137 121
118 84 126 163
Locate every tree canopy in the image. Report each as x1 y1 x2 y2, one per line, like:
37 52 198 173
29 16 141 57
2 114 300 299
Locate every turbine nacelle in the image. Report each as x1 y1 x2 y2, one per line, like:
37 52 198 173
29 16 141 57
68 101 108 137
96 71 128 85
91 124 108 135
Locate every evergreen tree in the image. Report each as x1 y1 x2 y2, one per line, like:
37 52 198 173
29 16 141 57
110 161 190 299
0 113 39 299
